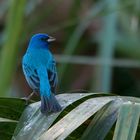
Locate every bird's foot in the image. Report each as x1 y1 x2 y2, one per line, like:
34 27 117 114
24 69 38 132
22 97 30 105
22 91 35 105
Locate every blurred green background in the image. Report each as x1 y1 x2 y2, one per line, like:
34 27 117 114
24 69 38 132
0 0 140 98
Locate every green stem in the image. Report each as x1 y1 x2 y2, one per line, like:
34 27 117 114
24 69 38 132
0 0 26 96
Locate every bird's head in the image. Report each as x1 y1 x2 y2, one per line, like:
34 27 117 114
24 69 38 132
29 33 55 49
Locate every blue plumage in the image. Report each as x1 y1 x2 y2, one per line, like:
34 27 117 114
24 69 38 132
22 33 61 114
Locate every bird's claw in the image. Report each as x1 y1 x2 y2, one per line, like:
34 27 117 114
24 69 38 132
22 97 30 105
22 91 35 105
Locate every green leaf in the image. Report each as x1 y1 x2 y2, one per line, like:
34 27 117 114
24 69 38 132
113 102 140 140
13 93 101 140
0 122 17 140
11 94 140 140
0 98 27 140
0 98 26 120
81 99 124 140
39 96 114 140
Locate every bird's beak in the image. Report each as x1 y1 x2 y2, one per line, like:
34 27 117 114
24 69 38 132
47 36 56 42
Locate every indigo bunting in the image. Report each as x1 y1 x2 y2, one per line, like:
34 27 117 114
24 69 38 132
22 33 62 114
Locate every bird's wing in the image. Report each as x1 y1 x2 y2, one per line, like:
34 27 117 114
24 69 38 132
47 59 58 93
22 63 40 90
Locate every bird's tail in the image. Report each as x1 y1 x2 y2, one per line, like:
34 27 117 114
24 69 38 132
41 94 62 114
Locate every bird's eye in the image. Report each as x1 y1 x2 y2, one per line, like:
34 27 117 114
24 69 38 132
41 38 47 41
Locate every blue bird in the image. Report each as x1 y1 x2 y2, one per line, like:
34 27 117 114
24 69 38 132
22 33 62 114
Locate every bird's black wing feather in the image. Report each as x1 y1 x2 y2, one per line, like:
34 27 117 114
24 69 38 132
22 63 40 91
47 59 58 93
